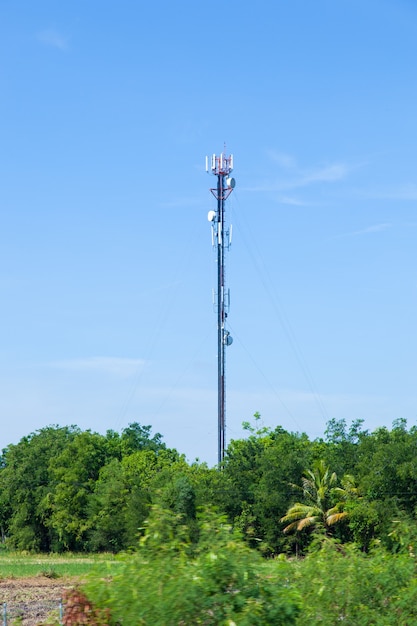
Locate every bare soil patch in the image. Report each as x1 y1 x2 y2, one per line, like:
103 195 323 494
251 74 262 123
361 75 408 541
0 576 76 625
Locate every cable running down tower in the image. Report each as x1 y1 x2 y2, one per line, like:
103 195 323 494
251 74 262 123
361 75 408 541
206 152 236 465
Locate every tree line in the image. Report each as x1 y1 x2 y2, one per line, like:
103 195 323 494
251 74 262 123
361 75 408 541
2 415 417 554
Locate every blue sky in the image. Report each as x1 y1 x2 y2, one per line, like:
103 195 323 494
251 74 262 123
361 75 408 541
1 0 417 465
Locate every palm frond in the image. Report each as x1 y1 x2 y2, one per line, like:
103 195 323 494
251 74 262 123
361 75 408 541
281 460 353 537
327 511 348 526
282 520 300 534
297 516 320 531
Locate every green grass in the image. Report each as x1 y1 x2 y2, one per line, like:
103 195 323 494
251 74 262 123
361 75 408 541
0 551 121 579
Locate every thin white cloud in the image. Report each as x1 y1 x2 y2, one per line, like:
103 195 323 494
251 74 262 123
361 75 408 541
366 183 417 201
51 356 145 377
266 150 297 169
352 223 392 235
37 29 68 51
300 163 349 185
244 161 350 193
159 196 200 209
332 223 392 239
278 196 308 207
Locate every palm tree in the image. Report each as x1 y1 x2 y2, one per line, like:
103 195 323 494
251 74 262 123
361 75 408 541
281 460 355 535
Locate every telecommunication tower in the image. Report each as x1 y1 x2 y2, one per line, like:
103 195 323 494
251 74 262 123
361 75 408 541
206 152 236 465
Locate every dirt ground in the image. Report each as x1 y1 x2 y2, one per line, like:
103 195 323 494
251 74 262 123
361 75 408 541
0 576 75 625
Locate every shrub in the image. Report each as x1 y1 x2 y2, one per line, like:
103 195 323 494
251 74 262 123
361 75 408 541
292 540 417 625
84 507 301 625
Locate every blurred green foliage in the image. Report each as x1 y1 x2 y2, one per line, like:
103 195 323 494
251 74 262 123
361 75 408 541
84 507 301 625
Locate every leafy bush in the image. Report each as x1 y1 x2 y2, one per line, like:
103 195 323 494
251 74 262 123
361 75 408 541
84 507 301 625
291 540 417 625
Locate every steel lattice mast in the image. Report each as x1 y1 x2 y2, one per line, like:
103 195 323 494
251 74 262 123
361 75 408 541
206 152 235 465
